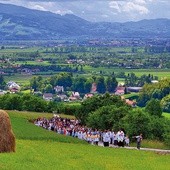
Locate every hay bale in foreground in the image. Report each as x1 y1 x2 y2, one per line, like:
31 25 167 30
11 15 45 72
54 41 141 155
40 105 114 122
0 110 16 153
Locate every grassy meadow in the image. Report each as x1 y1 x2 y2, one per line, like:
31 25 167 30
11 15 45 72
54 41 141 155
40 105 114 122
163 112 170 119
0 110 169 170
83 66 170 79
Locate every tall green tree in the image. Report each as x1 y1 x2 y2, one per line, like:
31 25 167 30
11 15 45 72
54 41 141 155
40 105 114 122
161 94 170 112
106 76 118 93
30 77 39 91
123 108 151 138
44 84 53 93
145 98 162 117
72 76 86 93
96 76 106 94
87 105 130 130
0 75 6 89
56 72 72 88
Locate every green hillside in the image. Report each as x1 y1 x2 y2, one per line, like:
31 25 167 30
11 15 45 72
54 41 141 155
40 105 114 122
0 111 169 170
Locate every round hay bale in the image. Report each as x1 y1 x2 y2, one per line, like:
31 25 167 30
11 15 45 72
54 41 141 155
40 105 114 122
0 110 16 153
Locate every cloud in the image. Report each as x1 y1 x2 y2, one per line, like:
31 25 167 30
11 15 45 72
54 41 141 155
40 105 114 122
133 0 146 4
0 0 169 22
123 2 149 14
109 1 121 13
32 4 46 11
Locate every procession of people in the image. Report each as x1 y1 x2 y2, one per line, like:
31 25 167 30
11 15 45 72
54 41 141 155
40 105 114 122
34 115 139 148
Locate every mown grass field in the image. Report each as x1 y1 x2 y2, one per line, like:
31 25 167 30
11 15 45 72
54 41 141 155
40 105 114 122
163 112 170 119
4 74 51 85
0 110 170 170
83 66 170 79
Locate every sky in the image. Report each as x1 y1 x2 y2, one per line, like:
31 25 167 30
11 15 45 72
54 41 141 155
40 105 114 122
0 0 170 22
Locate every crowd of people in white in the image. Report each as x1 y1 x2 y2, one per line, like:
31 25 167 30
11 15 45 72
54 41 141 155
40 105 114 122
34 115 130 147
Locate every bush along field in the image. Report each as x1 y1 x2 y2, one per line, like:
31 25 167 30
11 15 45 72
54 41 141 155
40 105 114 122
0 110 169 170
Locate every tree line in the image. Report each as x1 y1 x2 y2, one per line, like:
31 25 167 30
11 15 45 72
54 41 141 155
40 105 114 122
0 92 169 146
137 79 170 112
30 73 118 94
74 93 170 146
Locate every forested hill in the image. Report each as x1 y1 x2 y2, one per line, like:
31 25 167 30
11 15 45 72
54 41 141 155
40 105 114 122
0 3 170 40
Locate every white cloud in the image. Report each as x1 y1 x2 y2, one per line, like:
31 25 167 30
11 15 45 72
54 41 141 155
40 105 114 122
32 4 47 11
109 0 149 16
109 1 121 13
0 0 169 22
55 9 73 15
134 0 146 4
123 2 149 14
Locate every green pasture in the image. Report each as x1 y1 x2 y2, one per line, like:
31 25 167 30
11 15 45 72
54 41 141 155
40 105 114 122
123 93 139 100
0 110 169 170
4 74 33 85
163 112 170 119
0 47 41 53
130 140 170 150
4 74 51 85
124 69 170 79
15 61 50 66
83 66 170 79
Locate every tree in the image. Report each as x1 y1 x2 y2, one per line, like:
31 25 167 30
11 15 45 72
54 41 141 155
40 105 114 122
125 73 137 86
0 94 22 110
56 72 72 88
44 84 53 93
137 79 170 107
137 93 150 107
0 75 6 89
21 94 47 112
123 109 151 138
30 77 39 91
75 93 127 124
72 76 86 93
161 94 170 112
87 105 130 130
84 79 92 93
145 98 162 117
150 116 169 140
96 76 106 94
106 76 118 93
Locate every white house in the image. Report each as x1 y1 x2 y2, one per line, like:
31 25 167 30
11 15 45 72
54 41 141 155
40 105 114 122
69 92 80 101
7 81 20 92
54 86 64 93
43 93 53 101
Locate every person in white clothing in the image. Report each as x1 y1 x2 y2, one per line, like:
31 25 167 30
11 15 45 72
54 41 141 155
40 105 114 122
125 136 130 146
103 130 110 147
117 129 125 147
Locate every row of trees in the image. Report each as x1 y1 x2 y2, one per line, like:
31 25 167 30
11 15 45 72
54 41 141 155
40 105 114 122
0 92 169 145
137 79 170 112
124 73 157 87
30 73 118 94
145 45 170 53
0 93 80 114
74 94 170 145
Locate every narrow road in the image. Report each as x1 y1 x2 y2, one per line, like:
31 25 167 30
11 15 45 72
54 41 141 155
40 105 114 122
98 142 170 153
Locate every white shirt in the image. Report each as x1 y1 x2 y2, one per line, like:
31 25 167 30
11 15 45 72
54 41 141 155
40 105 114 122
103 132 110 142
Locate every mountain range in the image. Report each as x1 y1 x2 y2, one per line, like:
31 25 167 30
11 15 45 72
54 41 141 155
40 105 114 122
0 3 170 40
